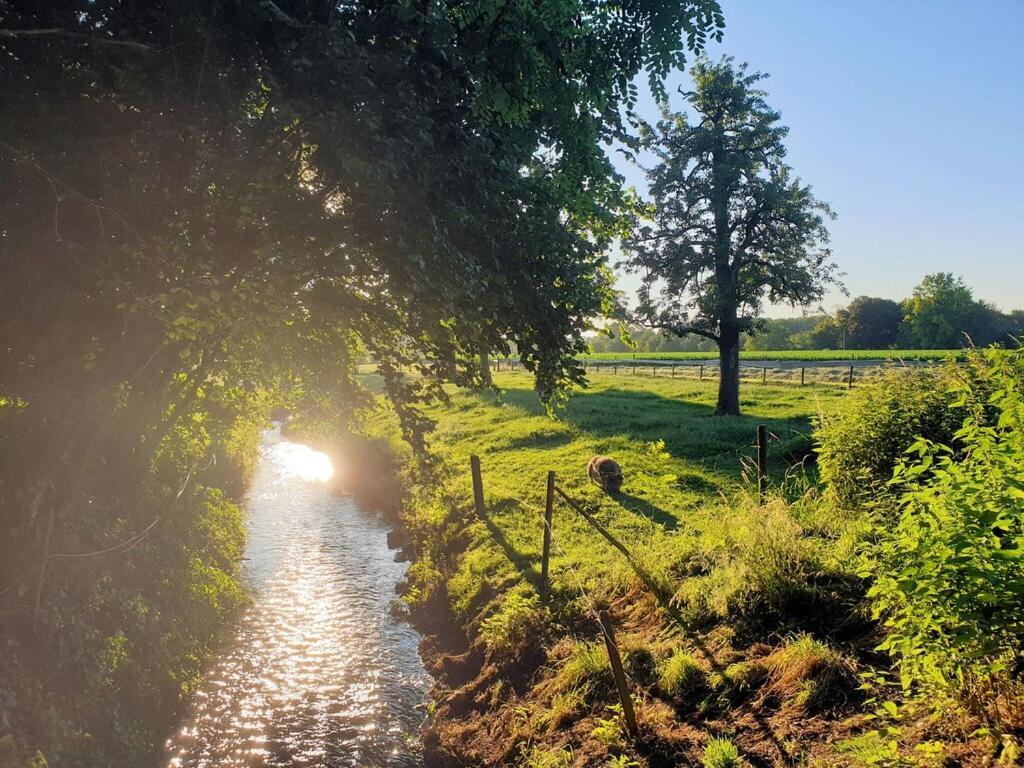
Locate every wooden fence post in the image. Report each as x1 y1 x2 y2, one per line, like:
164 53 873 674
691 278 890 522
631 364 636 376
614 364 618 376
762 367 767 384
541 471 555 596
470 455 485 518
598 610 639 738
801 366 806 386
848 365 854 389
756 425 767 504
699 364 704 381
671 364 676 378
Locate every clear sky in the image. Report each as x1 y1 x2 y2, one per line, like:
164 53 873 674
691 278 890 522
611 0 1024 317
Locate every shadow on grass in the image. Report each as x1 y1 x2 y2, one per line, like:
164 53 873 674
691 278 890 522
497 385 812 481
609 491 678 531
481 498 541 588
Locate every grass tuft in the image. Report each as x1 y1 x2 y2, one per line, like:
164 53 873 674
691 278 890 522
550 641 616 705
763 634 858 713
659 650 709 702
702 736 743 768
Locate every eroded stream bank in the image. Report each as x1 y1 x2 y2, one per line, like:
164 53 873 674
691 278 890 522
165 427 430 767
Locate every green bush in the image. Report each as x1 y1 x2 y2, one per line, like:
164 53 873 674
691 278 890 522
816 365 966 507
865 349 1024 716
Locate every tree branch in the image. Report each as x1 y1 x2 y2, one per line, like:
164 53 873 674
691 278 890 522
642 319 720 343
0 29 152 51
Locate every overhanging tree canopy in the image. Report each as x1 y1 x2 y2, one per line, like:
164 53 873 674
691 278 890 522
1 1 726 759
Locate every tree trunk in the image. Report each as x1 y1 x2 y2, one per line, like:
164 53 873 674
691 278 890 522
716 325 741 416
479 345 492 388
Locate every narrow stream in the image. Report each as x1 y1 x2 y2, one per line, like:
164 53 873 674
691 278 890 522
165 427 430 767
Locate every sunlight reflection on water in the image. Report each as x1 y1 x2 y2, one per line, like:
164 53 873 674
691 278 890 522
165 427 429 767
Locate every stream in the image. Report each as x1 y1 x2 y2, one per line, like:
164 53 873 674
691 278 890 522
165 426 430 767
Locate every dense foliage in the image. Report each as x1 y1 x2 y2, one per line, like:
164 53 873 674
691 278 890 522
596 273 1022 357
864 349 1024 725
815 365 968 507
0 0 726 762
810 276 1023 352
623 57 838 414
901 273 1022 349
0 386 262 765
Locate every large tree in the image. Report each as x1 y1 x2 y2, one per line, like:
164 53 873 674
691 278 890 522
845 296 904 349
909 274 987 348
624 57 838 415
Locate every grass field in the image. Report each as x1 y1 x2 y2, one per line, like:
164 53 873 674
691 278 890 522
407 371 849 607
365 370 887 765
577 349 963 362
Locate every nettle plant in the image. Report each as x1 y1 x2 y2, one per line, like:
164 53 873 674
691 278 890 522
865 349 1024 711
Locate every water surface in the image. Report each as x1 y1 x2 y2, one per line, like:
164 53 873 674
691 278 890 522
166 427 429 767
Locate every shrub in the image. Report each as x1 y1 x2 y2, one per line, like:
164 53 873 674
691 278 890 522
659 650 709 701
702 737 742 768
815 365 966 508
865 349 1024 716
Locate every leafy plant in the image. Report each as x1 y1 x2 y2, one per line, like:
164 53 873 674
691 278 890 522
608 755 640 767
591 704 626 748
864 349 1024 718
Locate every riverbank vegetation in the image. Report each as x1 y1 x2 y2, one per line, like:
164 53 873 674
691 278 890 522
350 347 1022 766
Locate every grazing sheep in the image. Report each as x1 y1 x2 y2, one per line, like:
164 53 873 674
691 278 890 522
587 455 623 492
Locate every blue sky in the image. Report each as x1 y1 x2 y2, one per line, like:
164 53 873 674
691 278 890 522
611 0 1024 317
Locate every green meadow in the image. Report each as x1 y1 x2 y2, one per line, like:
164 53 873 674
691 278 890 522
365 352 1024 767
367 370 874 765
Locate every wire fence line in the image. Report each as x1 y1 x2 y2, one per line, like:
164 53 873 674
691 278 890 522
468 445 794 753
484 469 644 735
490 356 931 388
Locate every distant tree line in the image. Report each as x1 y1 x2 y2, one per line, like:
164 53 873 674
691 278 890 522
595 272 1023 353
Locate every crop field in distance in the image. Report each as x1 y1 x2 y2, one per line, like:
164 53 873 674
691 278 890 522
575 349 964 362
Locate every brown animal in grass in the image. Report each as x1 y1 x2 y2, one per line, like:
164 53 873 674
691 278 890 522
587 455 623 493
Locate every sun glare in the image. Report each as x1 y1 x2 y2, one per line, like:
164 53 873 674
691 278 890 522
274 442 335 482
